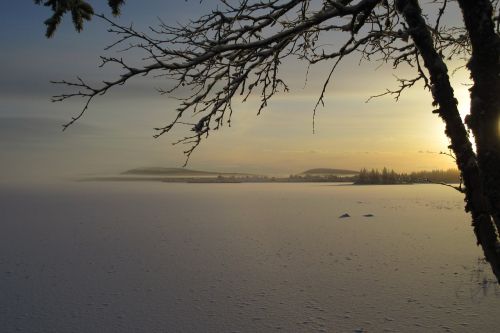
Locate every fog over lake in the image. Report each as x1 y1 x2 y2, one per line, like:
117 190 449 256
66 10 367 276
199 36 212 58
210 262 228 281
1 182 499 332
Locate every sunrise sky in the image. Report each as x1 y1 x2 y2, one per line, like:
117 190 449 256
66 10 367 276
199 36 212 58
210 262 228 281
0 1 470 182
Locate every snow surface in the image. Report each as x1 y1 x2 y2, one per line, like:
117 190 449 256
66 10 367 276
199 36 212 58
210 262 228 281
0 182 498 332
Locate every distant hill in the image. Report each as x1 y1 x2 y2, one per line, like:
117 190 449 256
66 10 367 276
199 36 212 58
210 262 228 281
301 168 359 175
122 167 254 177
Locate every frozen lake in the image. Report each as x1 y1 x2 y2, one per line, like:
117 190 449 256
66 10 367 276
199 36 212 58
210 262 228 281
1 182 499 332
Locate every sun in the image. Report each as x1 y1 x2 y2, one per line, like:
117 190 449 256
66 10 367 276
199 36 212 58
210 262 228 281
455 86 471 122
454 85 480 152
431 85 476 153
455 84 500 145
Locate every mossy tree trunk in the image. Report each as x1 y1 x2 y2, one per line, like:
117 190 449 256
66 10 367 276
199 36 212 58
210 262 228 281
457 0 500 234
397 0 500 281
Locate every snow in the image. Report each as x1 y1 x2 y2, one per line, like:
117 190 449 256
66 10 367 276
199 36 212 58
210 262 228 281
0 182 498 332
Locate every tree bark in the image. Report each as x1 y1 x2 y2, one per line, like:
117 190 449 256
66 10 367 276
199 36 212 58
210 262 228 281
457 0 500 234
396 0 500 282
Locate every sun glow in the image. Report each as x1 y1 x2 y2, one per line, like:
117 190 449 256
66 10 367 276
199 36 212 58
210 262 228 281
454 86 479 152
455 86 471 122
431 86 477 154
495 108 500 140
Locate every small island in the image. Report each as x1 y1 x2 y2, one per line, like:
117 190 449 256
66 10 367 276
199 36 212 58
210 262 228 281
81 166 460 185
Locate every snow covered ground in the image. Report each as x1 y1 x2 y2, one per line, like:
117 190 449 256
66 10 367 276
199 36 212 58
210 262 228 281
1 182 498 332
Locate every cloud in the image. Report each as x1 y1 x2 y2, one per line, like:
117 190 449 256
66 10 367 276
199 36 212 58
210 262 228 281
0 116 101 146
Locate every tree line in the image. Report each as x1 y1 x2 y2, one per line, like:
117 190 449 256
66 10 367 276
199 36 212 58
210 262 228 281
355 168 460 185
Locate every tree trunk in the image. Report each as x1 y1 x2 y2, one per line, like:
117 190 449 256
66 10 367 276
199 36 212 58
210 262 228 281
457 0 500 234
396 0 500 282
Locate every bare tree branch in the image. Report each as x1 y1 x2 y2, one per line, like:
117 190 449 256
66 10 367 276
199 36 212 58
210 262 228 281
55 0 432 161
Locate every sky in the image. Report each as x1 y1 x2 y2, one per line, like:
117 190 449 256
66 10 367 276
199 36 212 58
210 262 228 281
0 1 470 183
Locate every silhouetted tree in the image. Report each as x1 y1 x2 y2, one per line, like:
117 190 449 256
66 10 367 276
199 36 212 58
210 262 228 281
35 0 500 281
357 168 369 184
368 169 380 184
381 167 389 184
34 0 124 37
389 169 397 183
